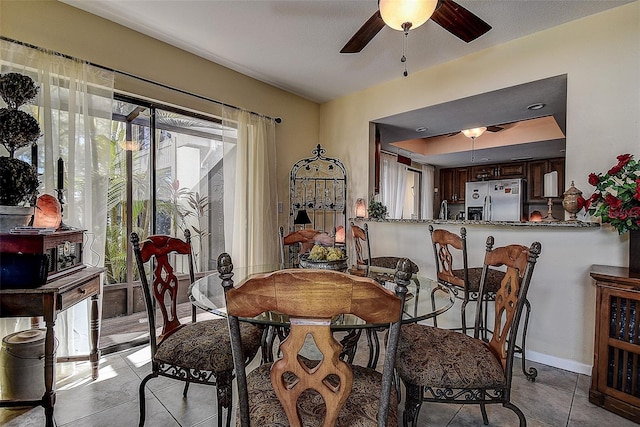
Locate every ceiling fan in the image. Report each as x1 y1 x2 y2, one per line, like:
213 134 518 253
340 0 492 54
445 125 507 138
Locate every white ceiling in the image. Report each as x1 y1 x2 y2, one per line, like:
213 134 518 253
59 0 633 167
60 0 633 104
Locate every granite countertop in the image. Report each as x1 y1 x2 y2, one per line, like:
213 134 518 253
350 218 600 228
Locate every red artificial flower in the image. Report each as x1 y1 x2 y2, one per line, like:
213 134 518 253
576 196 585 210
608 154 632 175
635 178 640 202
608 208 627 220
588 173 600 186
617 153 632 166
605 194 623 210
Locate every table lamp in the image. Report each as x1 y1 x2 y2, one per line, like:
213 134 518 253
542 171 558 221
293 209 312 230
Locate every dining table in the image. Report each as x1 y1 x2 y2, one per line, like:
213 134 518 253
188 264 455 368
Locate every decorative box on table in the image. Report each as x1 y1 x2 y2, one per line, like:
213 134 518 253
0 229 85 288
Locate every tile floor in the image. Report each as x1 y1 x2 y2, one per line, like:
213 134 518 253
1 332 637 427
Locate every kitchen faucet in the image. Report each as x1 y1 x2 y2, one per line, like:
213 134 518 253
439 200 448 220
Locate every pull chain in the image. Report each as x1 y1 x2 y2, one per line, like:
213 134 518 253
402 29 409 77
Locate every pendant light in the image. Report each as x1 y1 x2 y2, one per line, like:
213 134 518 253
461 127 487 162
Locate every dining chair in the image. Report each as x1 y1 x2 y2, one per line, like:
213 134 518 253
130 231 262 427
350 222 419 277
428 225 537 381
396 237 542 427
218 252 413 427
279 226 335 268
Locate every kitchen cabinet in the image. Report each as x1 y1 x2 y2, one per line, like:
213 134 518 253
526 158 565 202
439 167 468 204
588 265 640 423
470 163 525 181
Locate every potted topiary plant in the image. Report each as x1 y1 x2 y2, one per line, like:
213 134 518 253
367 197 388 220
0 72 40 232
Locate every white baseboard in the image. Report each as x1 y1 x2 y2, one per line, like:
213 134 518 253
517 349 592 375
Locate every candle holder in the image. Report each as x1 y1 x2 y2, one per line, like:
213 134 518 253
562 181 583 221
542 197 557 222
55 188 71 230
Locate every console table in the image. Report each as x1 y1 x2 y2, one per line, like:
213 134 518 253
589 265 640 423
0 266 104 427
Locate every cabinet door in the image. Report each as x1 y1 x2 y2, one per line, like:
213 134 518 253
527 160 548 202
440 168 455 203
455 168 468 203
499 163 525 178
595 286 640 407
549 158 565 196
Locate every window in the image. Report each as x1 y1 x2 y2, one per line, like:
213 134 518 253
103 95 236 332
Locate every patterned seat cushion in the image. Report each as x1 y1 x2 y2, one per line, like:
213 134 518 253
155 318 262 374
239 363 398 426
396 323 505 389
450 267 504 293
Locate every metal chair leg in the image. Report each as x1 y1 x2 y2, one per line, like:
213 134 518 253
521 298 538 382
138 373 156 427
504 401 527 427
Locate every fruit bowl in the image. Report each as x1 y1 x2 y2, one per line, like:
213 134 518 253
299 254 348 272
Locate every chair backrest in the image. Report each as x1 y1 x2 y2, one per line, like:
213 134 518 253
280 226 335 268
428 225 469 288
130 230 195 354
350 222 372 272
474 237 542 371
218 253 412 427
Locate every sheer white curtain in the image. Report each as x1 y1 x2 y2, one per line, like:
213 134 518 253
0 40 114 356
421 164 435 219
222 107 278 267
380 152 408 218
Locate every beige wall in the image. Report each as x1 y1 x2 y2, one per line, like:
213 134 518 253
320 3 639 371
0 0 321 230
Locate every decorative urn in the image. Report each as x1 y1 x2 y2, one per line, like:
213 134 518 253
562 181 583 221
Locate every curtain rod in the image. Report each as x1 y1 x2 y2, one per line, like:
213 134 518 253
1 36 281 123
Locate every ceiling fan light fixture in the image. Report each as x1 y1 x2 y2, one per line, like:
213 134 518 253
379 0 438 32
461 127 487 139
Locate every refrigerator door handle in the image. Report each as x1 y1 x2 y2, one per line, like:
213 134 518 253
483 195 492 221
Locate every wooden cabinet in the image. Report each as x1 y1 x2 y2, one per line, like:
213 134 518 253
469 162 525 181
439 167 468 204
526 157 565 202
588 265 640 423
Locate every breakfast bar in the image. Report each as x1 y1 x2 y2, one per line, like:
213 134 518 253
351 217 627 376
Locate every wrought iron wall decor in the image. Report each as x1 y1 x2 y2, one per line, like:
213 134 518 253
289 144 347 234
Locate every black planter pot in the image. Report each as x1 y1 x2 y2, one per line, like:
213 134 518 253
0 253 49 289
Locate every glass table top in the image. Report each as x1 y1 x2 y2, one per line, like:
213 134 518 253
189 265 455 329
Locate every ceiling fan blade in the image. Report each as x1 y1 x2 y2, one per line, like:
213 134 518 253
431 0 492 43
486 125 504 132
340 10 386 53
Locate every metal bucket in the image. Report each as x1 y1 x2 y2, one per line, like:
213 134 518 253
0 329 46 400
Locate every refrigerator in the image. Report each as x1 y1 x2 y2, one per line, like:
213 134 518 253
465 178 524 221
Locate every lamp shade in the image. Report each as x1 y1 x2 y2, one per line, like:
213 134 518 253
379 0 438 31
335 225 345 244
355 198 367 218
461 127 487 139
294 209 312 225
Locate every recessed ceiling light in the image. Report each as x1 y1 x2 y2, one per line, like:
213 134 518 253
511 156 534 161
527 103 545 110
480 158 490 162
415 126 428 132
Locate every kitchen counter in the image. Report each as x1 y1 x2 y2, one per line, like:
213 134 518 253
351 218 600 228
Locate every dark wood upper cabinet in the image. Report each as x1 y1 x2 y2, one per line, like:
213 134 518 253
526 158 565 202
439 167 468 204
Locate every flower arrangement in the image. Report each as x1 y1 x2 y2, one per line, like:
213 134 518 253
585 153 640 234
367 198 388 220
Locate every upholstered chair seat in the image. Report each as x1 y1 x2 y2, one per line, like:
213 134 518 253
155 319 263 374
397 323 505 389
451 267 504 293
